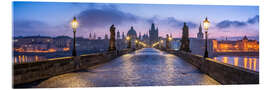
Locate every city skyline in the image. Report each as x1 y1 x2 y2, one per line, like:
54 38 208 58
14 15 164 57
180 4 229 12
12 1 260 87
13 2 259 40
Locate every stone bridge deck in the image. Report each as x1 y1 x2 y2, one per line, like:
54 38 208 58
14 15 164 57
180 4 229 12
35 48 219 88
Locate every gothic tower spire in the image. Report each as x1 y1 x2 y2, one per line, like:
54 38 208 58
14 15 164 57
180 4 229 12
197 23 204 39
93 33 96 40
89 32 92 40
122 32 125 40
117 30 120 40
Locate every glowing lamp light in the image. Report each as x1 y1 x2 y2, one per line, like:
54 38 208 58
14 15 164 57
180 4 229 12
126 36 131 40
135 40 138 43
168 37 173 41
71 16 78 56
71 17 79 30
203 17 210 30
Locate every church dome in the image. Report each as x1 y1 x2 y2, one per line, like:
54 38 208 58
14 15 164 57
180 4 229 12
243 35 248 40
127 26 137 37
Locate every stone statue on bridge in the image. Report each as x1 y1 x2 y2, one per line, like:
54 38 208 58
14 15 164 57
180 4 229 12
109 24 116 51
180 22 191 52
166 34 170 49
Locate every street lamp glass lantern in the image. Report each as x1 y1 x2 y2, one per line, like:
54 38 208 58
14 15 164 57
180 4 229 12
71 17 79 29
169 37 172 41
126 36 130 41
203 17 210 30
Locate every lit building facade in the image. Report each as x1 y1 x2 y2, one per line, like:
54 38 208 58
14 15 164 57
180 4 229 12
13 36 72 53
212 36 259 52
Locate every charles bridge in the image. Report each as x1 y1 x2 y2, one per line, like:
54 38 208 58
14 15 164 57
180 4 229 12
13 24 259 88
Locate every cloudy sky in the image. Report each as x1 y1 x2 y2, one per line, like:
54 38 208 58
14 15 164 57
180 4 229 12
13 2 259 40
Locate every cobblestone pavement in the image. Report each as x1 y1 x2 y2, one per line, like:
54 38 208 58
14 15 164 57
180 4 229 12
36 48 220 88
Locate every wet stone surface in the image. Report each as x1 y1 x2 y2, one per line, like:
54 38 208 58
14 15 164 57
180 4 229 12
36 48 220 88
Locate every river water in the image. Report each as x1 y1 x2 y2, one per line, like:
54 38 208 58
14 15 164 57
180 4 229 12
13 50 103 64
213 56 259 72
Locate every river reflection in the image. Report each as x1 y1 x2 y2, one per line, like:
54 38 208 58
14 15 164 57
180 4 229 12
13 50 103 64
213 56 259 71
13 55 47 64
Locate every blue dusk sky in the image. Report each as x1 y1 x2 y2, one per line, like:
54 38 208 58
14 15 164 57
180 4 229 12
13 2 259 40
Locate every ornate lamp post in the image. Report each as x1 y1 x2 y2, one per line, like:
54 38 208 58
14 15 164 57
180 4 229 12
168 37 173 41
71 16 78 56
203 17 210 58
160 40 164 48
135 39 139 49
126 36 131 48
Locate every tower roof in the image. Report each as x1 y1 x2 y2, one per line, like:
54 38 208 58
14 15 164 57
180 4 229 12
183 22 188 28
243 35 248 40
150 23 155 31
127 26 137 36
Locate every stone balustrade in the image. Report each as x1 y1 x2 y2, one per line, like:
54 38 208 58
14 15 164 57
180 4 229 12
166 50 259 84
13 49 133 86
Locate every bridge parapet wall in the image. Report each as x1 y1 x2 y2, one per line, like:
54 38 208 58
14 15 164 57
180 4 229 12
167 50 259 84
13 49 134 85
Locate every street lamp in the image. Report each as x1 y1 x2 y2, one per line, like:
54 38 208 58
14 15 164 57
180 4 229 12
203 17 210 58
168 37 173 41
135 39 139 48
126 36 131 48
160 40 164 48
71 16 78 56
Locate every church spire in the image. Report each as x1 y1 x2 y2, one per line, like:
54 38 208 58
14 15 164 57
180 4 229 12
89 32 92 40
243 35 248 40
151 23 155 31
105 33 108 40
93 33 96 40
122 32 125 40
139 32 142 40
199 23 202 32
197 23 204 39
117 30 120 40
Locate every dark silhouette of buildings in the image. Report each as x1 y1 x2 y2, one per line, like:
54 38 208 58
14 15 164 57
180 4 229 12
93 33 96 40
138 32 142 40
166 34 170 49
142 32 149 44
117 30 120 40
149 23 159 45
89 33 92 40
122 32 125 40
105 34 108 40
